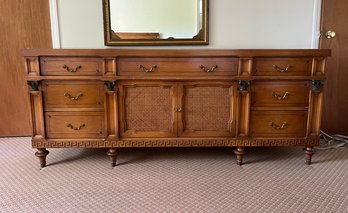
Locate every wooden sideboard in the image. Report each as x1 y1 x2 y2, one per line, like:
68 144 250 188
22 49 330 168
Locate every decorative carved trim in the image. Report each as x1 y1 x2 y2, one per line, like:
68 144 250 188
32 138 319 148
238 80 250 91
28 81 40 91
312 80 324 92
105 81 116 91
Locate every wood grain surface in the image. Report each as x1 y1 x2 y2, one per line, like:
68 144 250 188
0 0 51 136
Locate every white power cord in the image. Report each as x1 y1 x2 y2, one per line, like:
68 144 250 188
316 130 348 150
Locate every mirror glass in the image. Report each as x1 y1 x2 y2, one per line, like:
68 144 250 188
103 0 208 45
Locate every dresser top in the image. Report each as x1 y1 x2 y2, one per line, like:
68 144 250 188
21 48 331 57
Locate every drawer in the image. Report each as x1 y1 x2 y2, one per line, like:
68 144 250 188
117 57 238 76
251 81 309 107
45 112 105 138
42 81 104 109
254 57 312 76
250 111 307 137
40 57 103 75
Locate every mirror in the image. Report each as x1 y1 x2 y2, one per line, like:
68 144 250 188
103 0 209 46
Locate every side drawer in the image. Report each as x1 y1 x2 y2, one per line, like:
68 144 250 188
251 81 309 107
254 57 312 76
117 57 238 76
40 57 103 76
45 112 105 138
250 111 307 137
42 81 104 109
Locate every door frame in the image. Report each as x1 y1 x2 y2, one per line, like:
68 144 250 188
311 0 323 49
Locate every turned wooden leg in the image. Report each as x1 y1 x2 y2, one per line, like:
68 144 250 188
304 146 314 165
234 147 246 165
107 148 118 167
35 148 49 168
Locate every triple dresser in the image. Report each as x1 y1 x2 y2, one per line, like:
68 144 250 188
22 49 330 167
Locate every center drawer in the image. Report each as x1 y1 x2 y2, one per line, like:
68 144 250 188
45 112 105 138
117 57 238 76
42 81 104 109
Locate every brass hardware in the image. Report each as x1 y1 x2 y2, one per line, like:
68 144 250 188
64 92 83 101
199 65 218 73
27 81 40 91
105 81 116 91
312 80 324 92
238 80 250 91
273 64 291 73
271 91 289 100
138 65 157 72
62 64 82 72
269 122 287 130
325 31 336 39
66 123 85 130
174 107 182 112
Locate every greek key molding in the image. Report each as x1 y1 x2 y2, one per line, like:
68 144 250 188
32 138 319 148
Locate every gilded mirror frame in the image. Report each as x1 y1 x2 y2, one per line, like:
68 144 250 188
102 0 209 46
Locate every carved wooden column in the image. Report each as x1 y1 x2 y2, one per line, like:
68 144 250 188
237 80 251 137
104 81 119 140
305 80 324 165
104 81 119 167
235 80 250 165
28 81 49 168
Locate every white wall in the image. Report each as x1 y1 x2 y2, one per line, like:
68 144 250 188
56 0 319 49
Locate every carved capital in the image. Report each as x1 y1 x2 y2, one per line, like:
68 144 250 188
238 80 250 91
312 80 324 92
105 81 116 91
27 81 40 91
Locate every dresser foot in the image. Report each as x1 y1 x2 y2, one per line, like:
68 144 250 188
107 148 118 167
234 147 245 165
35 148 49 168
304 147 314 165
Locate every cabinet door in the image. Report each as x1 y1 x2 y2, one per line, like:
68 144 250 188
118 82 177 138
178 83 237 137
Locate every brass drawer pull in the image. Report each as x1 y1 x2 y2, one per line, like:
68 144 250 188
200 65 218 73
272 91 289 100
64 92 83 101
62 64 82 72
273 64 291 73
269 122 287 130
67 123 85 130
138 65 157 72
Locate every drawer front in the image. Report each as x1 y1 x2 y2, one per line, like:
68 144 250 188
254 57 312 76
40 57 103 75
250 111 307 137
117 57 238 76
45 112 105 138
42 81 104 109
251 81 309 107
